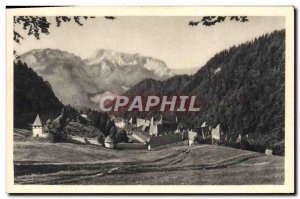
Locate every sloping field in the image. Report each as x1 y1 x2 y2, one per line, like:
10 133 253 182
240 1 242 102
14 141 284 185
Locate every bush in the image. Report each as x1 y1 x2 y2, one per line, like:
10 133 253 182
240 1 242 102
115 130 129 143
46 107 69 143
212 138 219 145
272 141 285 155
97 133 105 146
47 129 69 143
78 116 88 125
194 134 212 144
84 137 90 144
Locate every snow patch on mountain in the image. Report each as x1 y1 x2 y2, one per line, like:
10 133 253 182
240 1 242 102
84 49 174 78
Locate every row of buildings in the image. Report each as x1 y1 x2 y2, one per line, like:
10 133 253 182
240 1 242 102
29 113 274 155
30 113 223 151
109 115 223 150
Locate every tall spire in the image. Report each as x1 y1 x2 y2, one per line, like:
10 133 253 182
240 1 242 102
33 114 42 126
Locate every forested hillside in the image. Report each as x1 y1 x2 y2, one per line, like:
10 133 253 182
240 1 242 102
125 30 285 155
14 60 63 128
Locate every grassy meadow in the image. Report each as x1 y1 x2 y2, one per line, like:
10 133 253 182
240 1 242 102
14 132 284 185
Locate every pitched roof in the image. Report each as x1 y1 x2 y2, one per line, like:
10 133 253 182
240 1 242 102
149 133 182 147
32 114 42 126
132 131 151 143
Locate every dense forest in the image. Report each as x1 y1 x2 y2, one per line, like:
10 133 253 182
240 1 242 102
14 60 63 128
14 60 124 143
124 30 285 155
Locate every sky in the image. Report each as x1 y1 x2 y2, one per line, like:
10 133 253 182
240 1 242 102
14 16 285 70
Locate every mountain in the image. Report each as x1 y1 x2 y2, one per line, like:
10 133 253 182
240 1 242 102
124 30 285 155
19 49 100 108
19 49 174 108
83 49 174 93
14 60 63 128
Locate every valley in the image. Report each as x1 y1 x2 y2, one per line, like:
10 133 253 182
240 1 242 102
13 30 286 186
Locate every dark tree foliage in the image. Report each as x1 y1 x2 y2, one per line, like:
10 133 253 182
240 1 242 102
46 107 69 143
108 126 129 144
104 16 116 20
78 116 88 125
115 130 129 143
13 16 113 43
105 119 116 136
14 16 51 41
87 110 119 140
88 110 108 134
194 133 211 144
64 104 80 122
97 133 106 146
125 30 285 155
99 113 108 132
109 126 118 139
55 16 95 27
14 60 63 128
46 105 84 143
13 31 24 43
13 15 243 43
189 16 248 26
